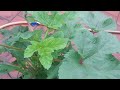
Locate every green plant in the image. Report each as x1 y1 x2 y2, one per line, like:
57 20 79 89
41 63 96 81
0 11 120 79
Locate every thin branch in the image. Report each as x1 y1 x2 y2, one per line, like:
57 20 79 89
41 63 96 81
44 29 49 39
88 28 120 34
53 59 62 62
0 44 24 51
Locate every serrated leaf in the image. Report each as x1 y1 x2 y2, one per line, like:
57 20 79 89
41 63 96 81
39 54 53 70
59 49 120 79
102 18 113 27
78 11 116 31
20 30 43 42
47 63 61 79
59 29 120 79
0 64 21 74
73 29 120 59
51 50 62 59
24 41 39 58
41 37 68 50
27 11 76 29
20 31 33 39
52 31 64 38
39 37 68 69
24 37 68 69
0 26 29 45
0 46 5 54
29 30 43 41
59 19 84 39
0 30 12 37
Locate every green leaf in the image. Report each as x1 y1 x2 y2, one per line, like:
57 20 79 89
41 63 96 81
52 31 64 38
40 37 68 50
102 18 113 27
47 63 61 79
73 29 120 59
29 30 43 41
59 49 120 79
27 11 76 29
59 29 120 79
39 37 68 69
0 30 12 37
0 46 6 54
20 31 33 39
24 41 39 58
78 11 116 31
59 19 84 39
20 30 43 41
0 64 21 74
24 37 68 69
0 26 29 45
39 53 53 70
51 50 62 59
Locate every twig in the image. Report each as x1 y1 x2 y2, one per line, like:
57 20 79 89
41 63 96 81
44 29 49 39
88 28 120 34
53 59 62 62
0 44 24 51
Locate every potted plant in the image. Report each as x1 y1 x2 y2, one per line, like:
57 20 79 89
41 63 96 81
0 11 120 79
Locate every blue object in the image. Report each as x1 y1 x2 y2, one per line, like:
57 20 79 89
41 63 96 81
30 22 40 27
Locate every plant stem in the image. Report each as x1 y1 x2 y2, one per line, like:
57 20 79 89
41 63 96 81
79 56 84 65
0 44 24 51
44 29 49 39
53 59 62 62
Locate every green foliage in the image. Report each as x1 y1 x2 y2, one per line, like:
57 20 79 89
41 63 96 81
0 46 5 54
26 11 76 29
47 62 61 79
73 29 120 58
59 19 84 39
0 64 21 74
78 11 116 32
24 37 68 70
59 29 120 79
52 31 64 38
0 26 28 45
0 11 120 79
59 49 120 79
20 30 43 41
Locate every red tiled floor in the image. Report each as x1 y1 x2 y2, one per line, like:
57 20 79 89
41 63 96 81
117 14 120 26
117 25 120 31
0 74 11 79
18 11 25 17
10 15 25 22
0 17 8 26
105 11 119 17
4 15 26 30
0 11 20 21
9 70 22 78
